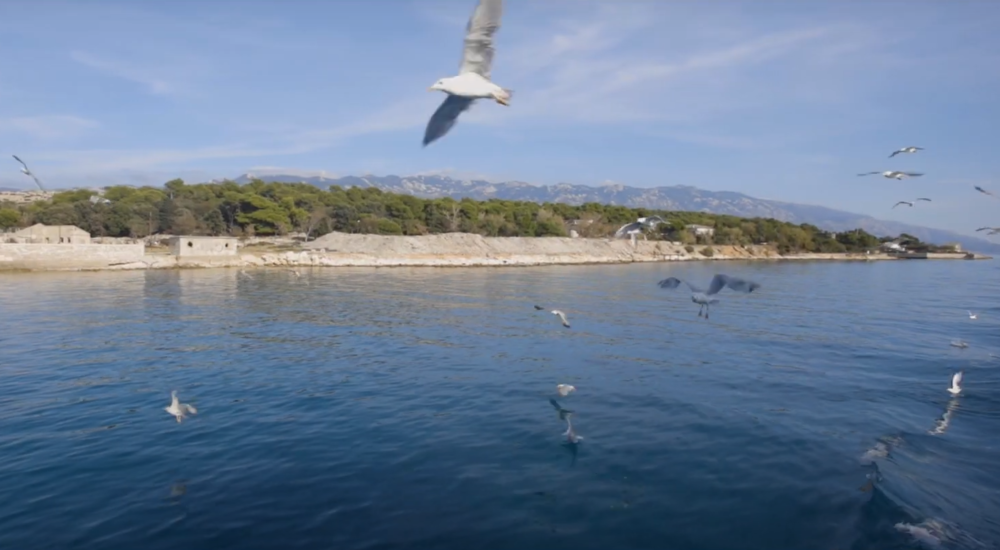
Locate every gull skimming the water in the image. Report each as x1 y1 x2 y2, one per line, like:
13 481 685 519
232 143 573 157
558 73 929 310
11 155 46 191
165 391 197 423
657 273 761 319
551 310 570 328
892 198 931 208
888 146 923 158
857 171 923 180
948 371 963 396
556 384 576 397
968 310 977 320
548 398 582 443
423 0 510 147
950 339 968 349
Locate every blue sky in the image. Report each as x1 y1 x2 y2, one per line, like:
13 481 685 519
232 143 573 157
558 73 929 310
1 0 998 236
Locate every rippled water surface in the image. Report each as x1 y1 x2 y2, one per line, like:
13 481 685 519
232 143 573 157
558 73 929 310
2 261 999 550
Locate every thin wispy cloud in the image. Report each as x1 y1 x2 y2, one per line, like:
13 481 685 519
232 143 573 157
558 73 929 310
1 115 100 140
71 51 178 96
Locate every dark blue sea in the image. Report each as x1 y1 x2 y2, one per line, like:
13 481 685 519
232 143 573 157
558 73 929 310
1 261 998 550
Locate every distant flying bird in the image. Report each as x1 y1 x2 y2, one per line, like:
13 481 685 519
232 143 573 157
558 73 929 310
423 0 510 147
11 155 46 191
857 171 924 180
533 305 545 310
551 310 570 328
950 339 968 349
888 146 923 158
657 273 761 319
968 311 977 320
556 384 576 397
892 198 931 208
948 371 963 396
165 391 197 423
974 186 997 198
975 226 1000 235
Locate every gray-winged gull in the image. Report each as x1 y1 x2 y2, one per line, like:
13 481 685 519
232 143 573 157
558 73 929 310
657 273 760 319
551 310 570 328
165 391 198 423
888 146 923 158
12 155 46 191
892 198 931 208
857 171 924 180
423 0 511 147
975 226 1000 235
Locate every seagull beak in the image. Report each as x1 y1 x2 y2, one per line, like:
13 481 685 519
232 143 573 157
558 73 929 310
427 87 436 92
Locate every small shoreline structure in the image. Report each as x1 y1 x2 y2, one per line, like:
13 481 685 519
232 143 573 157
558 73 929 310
0 228 991 273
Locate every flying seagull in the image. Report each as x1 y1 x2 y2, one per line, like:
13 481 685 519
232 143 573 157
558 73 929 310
165 391 198 423
888 146 923 158
551 310 570 328
11 155 46 191
948 371 963 396
975 226 1000 235
857 171 924 180
974 186 997 198
533 305 545 310
657 273 760 319
892 198 931 208
423 0 510 147
556 384 576 397
968 310 977 320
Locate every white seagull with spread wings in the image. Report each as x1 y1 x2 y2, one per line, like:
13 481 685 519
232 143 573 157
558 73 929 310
858 171 924 180
888 146 923 158
423 0 511 147
657 273 761 319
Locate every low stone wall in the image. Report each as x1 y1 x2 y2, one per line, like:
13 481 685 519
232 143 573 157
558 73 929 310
0 243 146 271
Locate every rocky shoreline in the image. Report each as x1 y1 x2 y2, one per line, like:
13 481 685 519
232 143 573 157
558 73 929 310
1 232 989 273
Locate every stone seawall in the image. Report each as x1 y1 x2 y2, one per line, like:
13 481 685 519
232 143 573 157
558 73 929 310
0 233 988 272
0 243 146 270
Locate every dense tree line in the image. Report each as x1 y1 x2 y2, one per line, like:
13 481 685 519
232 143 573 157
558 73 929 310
0 178 940 254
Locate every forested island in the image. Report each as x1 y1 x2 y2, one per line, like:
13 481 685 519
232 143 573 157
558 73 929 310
0 178 952 254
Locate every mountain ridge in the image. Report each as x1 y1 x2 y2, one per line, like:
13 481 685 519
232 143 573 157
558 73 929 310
231 172 1000 253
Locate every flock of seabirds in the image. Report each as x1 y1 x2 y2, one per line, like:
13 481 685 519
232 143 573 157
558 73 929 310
4 0 992 541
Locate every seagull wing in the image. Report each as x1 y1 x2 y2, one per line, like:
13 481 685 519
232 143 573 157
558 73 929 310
11 154 29 171
707 273 760 295
902 172 924 177
29 175 45 192
533 305 545 310
459 0 503 79
183 403 197 415
953 371 963 387
914 198 931 202
857 172 882 176
656 277 683 290
423 95 475 147
889 150 901 158
975 186 996 196
892 201 910 209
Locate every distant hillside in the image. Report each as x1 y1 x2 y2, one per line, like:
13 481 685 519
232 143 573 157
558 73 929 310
232 172 1000 253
